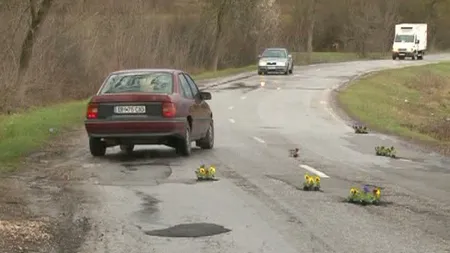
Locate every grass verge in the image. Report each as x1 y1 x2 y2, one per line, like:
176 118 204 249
293 52 387 64
338 61 450 154
0 52 389 171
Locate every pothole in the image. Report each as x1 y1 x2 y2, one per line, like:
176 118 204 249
144 223 231 238
219 82 255 90
120 162 172 179
134 191 160 219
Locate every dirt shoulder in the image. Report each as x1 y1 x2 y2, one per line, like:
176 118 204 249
0 128 91 253
333 61 450 156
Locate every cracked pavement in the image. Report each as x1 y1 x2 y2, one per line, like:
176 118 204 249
64 54 450 253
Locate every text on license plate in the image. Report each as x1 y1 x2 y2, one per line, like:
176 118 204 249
268 66 276 69
114 105 146 114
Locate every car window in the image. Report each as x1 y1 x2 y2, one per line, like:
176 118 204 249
183 74 200 97
262 49 287 58
178 74 194 99
99 72 173 94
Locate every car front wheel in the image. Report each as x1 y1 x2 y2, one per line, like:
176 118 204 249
89 137 106 157
176 125 192 156
196 120 214 149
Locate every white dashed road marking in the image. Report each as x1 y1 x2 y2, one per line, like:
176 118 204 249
252 136 266 143
229 118 235 123
241 96 247 99
299 164 330 178
228 106 234 110
277 87 281 90
320 100 326 104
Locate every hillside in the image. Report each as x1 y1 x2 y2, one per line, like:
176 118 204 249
0 0 450 111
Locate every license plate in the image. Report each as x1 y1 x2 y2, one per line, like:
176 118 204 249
114 105 146 114
268 66 276 69
399 53 405 56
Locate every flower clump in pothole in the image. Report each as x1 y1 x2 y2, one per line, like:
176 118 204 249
375 146 396 158
289 148 299 158
195 165 217 181
347 185 381 205
352 125 368 134
303 174 320 191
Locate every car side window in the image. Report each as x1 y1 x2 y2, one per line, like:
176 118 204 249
178 74 193 99
183 74 200 98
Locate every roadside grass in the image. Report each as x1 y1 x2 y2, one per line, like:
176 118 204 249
192 65 256 80
294 52 387 64
0 51 389 171
192 52 388 79
338 62 450 154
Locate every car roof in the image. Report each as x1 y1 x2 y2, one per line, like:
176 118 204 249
264 47 288 51
110 68 182 75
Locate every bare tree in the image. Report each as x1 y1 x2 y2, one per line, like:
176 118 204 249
305 0 317 63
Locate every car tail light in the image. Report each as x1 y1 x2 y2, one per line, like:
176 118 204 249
86 103 98 119
162 102 176 117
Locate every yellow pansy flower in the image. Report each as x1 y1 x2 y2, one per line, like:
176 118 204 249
315 176 320 183
209 166 216 175
373 188 381 198
350 188 358 195
304 174 310 180
199 168 206 175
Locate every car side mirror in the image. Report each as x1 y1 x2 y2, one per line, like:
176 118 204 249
288 54 292 58
258 54 262 58
200 91 211 100
415 40 419 44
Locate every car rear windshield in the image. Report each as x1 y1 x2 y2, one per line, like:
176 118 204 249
99 72 173 94
262 49 287 58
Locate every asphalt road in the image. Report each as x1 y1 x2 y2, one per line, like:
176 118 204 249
75 55 450 253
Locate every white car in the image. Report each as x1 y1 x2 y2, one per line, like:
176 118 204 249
257 48 294 75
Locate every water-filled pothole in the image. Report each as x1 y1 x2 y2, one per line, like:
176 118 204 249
144 223 231 238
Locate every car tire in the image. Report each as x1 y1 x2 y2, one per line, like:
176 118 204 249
196 120 214 149
89 137 106 157
120 144 134 153
289 66 293 74
284 68 289 75
258 71 262 75
176 124 192 156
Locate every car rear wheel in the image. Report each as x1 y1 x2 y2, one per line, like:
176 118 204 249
196 120 214 149
120 144 134 153
176 125 192 156
289 66 293 74
89 137 106 157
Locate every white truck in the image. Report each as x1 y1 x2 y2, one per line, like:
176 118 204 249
392 23 427 60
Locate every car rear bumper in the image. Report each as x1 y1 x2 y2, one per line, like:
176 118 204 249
84 119 186 138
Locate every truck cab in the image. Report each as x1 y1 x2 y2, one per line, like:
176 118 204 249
392 23 427 60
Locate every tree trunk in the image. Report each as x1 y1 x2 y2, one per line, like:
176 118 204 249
15 0 54 107
305 0 316 63
210 0 227 71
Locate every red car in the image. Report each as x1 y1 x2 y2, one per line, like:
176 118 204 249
84 69 214 157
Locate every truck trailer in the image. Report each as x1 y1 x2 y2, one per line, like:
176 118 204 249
392 23 427 60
